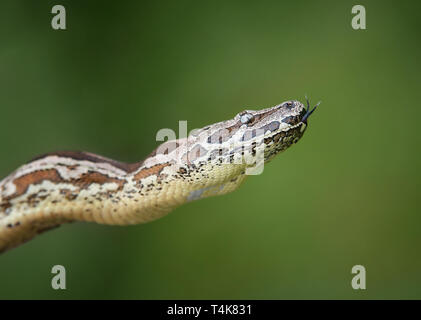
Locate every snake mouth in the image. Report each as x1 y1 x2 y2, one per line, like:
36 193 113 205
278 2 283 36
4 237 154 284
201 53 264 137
302 96 321 124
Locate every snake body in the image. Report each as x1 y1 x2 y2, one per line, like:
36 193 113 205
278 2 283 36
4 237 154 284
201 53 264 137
0 99 318 253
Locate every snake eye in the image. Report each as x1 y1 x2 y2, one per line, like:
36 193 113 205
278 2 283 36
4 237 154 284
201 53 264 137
284 101 294 109
240 112 255 125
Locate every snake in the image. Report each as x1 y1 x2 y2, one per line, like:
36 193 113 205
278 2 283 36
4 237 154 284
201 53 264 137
0 98 318 254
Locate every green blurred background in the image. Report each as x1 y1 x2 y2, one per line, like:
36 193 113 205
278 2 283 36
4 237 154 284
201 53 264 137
0 0 420 299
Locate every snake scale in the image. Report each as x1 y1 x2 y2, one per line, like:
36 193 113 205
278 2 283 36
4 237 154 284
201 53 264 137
0 99 318 253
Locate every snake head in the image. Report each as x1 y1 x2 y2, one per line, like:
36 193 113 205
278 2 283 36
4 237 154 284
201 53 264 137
232 98 319 163
238 98 319 131
189 98 319 167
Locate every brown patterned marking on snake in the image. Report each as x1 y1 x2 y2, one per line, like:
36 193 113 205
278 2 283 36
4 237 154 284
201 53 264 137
240 121 279 142
226 121 243 133
182 145 208 164
30 151 142 173
178 167 188 175
72 171 126 190
282 108 306 126
208 148 229 161
151 141 181 156
0 200 12 213
241 129 259 142
56 163 80 171
264 136 273 145
245 107 279 124
8 169 63 199
260 121 280 133
272 132 282 143
59 189 78 201
281 115 300 126
207 118 249 144
26 193 45 207
133 163 171 181
65 164 79 170
207 128 235 144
